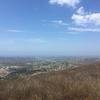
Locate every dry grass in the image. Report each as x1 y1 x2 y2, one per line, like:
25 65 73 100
0 63 100 100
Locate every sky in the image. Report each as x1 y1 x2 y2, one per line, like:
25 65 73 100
0 0 100 56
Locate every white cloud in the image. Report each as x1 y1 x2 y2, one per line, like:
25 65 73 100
76 6 85 15
72 7 100 26
51 20 68 26
49 0 80 8
69 27 100 32
42 20 68 26
7 30 23 33
67 32 80 34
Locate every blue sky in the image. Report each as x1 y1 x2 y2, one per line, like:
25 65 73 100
0 0 100 56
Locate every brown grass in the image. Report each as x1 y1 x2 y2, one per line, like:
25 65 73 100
0 63 100 100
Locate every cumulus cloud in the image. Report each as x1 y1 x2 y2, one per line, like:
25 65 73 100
72 7 100 26
49 0 80 8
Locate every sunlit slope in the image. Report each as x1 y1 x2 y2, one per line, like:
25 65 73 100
0 63 100 100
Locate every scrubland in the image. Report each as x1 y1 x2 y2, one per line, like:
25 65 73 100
0 63 100 100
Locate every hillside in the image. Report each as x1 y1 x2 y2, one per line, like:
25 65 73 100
0 63 100 100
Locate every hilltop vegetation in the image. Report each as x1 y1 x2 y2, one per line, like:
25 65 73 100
0 63 100 100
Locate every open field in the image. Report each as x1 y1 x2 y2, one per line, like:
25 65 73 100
0 62 100 100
